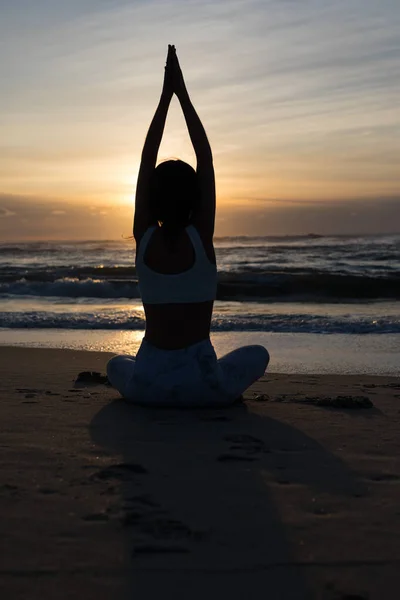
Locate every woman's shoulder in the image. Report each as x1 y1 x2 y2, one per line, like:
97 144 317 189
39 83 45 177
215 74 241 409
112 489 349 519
187 225 216 265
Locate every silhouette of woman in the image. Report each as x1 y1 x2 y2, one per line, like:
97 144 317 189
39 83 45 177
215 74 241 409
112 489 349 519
107 45 269 406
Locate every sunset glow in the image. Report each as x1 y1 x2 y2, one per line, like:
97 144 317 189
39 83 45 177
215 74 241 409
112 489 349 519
1 0 399 239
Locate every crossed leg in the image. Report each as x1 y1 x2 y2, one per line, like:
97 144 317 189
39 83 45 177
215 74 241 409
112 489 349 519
217 344 269 401
106 344 269 405
106 355 136 399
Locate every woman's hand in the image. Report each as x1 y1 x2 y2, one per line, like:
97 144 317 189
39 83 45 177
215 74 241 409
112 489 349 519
170 45 188 100
161 44 174 100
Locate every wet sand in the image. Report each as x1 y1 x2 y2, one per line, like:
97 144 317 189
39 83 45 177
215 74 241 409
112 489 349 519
1 346 400 600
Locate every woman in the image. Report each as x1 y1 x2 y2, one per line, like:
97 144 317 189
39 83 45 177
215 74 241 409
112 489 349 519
107 45 269 407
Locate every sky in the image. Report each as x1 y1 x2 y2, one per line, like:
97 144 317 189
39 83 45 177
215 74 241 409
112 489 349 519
1 0 399 239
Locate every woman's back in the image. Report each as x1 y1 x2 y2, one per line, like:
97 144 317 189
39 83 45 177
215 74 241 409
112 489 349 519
136 225 216 349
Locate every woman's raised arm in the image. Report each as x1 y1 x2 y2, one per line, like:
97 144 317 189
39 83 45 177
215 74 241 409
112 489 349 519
171 47 215 240
133 46 174 242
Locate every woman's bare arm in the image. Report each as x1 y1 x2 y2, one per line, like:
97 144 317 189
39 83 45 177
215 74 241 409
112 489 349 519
133 46 174 242
172 47 215 239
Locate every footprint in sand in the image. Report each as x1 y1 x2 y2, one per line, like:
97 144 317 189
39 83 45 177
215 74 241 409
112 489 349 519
112 494 206 555
17 388 60 399
217 433 270 462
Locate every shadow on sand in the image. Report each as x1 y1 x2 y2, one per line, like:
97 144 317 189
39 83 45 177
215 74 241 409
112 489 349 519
90 398 365 599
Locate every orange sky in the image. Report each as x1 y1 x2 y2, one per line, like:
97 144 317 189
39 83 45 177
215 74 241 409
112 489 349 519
1 0 399 239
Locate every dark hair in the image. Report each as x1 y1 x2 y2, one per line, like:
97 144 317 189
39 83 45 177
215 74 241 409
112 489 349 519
149 159 200 243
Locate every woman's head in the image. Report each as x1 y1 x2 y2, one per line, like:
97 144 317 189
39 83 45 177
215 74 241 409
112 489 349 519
149 159 200 232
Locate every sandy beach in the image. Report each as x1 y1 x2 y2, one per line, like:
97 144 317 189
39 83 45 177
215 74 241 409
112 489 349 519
1 346 400 599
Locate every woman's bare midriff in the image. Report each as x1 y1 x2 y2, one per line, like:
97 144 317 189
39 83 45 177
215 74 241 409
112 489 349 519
143 301 213 350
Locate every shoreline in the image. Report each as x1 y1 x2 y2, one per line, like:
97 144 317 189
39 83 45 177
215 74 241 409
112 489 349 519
1 346 400 598
0 329 399 376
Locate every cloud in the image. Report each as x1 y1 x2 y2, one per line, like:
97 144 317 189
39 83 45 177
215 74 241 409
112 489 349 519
0 207 16 217
217 196 400 236
0 193 399 239
0 1 399 219
0 195 132 241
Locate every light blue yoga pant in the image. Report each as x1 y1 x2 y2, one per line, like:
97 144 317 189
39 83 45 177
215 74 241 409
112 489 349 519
107 338 269 407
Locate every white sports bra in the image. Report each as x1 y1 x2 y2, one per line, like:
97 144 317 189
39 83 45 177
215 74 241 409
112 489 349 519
135 225 217 304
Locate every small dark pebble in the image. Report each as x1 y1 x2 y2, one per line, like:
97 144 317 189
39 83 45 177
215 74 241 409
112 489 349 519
254 394 270 402
76 371 109 384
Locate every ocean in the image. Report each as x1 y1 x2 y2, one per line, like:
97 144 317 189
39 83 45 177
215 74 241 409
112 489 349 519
0 233 399 375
